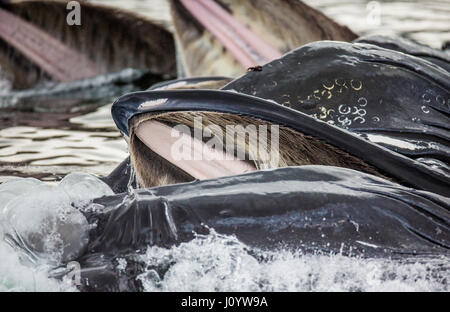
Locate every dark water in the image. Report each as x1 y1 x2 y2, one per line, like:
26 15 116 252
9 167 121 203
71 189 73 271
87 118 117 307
0 69 150 183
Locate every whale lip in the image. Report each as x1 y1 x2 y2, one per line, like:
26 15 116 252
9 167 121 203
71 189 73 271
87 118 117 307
148 76 233 91
112 89 450 197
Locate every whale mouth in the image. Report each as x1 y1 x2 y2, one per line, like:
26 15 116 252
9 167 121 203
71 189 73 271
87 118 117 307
176 0 282 68
0 1 176 89
134 120 257 184
128 110 385 188
169 0 357 76
129 112 266 188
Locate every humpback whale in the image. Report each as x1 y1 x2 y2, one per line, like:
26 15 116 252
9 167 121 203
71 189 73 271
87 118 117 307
1 0 449 293
4 72 450 292
223 41 450 170
7 166 447 291
8 80 448 290
110 89 449 197
169 0 450 80
0 0 176 89
169 0 357 77
95 40 449 292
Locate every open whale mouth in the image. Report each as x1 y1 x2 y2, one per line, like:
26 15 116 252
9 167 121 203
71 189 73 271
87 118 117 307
130 115 258 187
169 0 357 76
129 110 389 188
113 90 394 189
112 90 449 197
176 0 283 68
0 1 176 89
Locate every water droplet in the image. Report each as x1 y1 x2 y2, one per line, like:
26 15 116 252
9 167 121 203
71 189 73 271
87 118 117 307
421 106 430 114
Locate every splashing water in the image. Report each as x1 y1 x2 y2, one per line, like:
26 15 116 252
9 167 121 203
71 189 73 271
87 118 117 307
137 231 449 292
0 240 77 292
0 173 113 291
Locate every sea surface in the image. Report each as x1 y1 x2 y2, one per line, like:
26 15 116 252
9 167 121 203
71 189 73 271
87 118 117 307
0 0 449 292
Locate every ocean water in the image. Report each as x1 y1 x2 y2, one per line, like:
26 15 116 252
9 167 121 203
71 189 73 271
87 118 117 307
0 0 449 292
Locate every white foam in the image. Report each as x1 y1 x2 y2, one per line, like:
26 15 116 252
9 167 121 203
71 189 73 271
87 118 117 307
0 239 76 292
137 232 449 292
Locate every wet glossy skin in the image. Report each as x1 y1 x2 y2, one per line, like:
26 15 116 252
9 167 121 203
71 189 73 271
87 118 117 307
75 166 449 291
354 35 450 72
223 40 450 166
91 166 450 255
